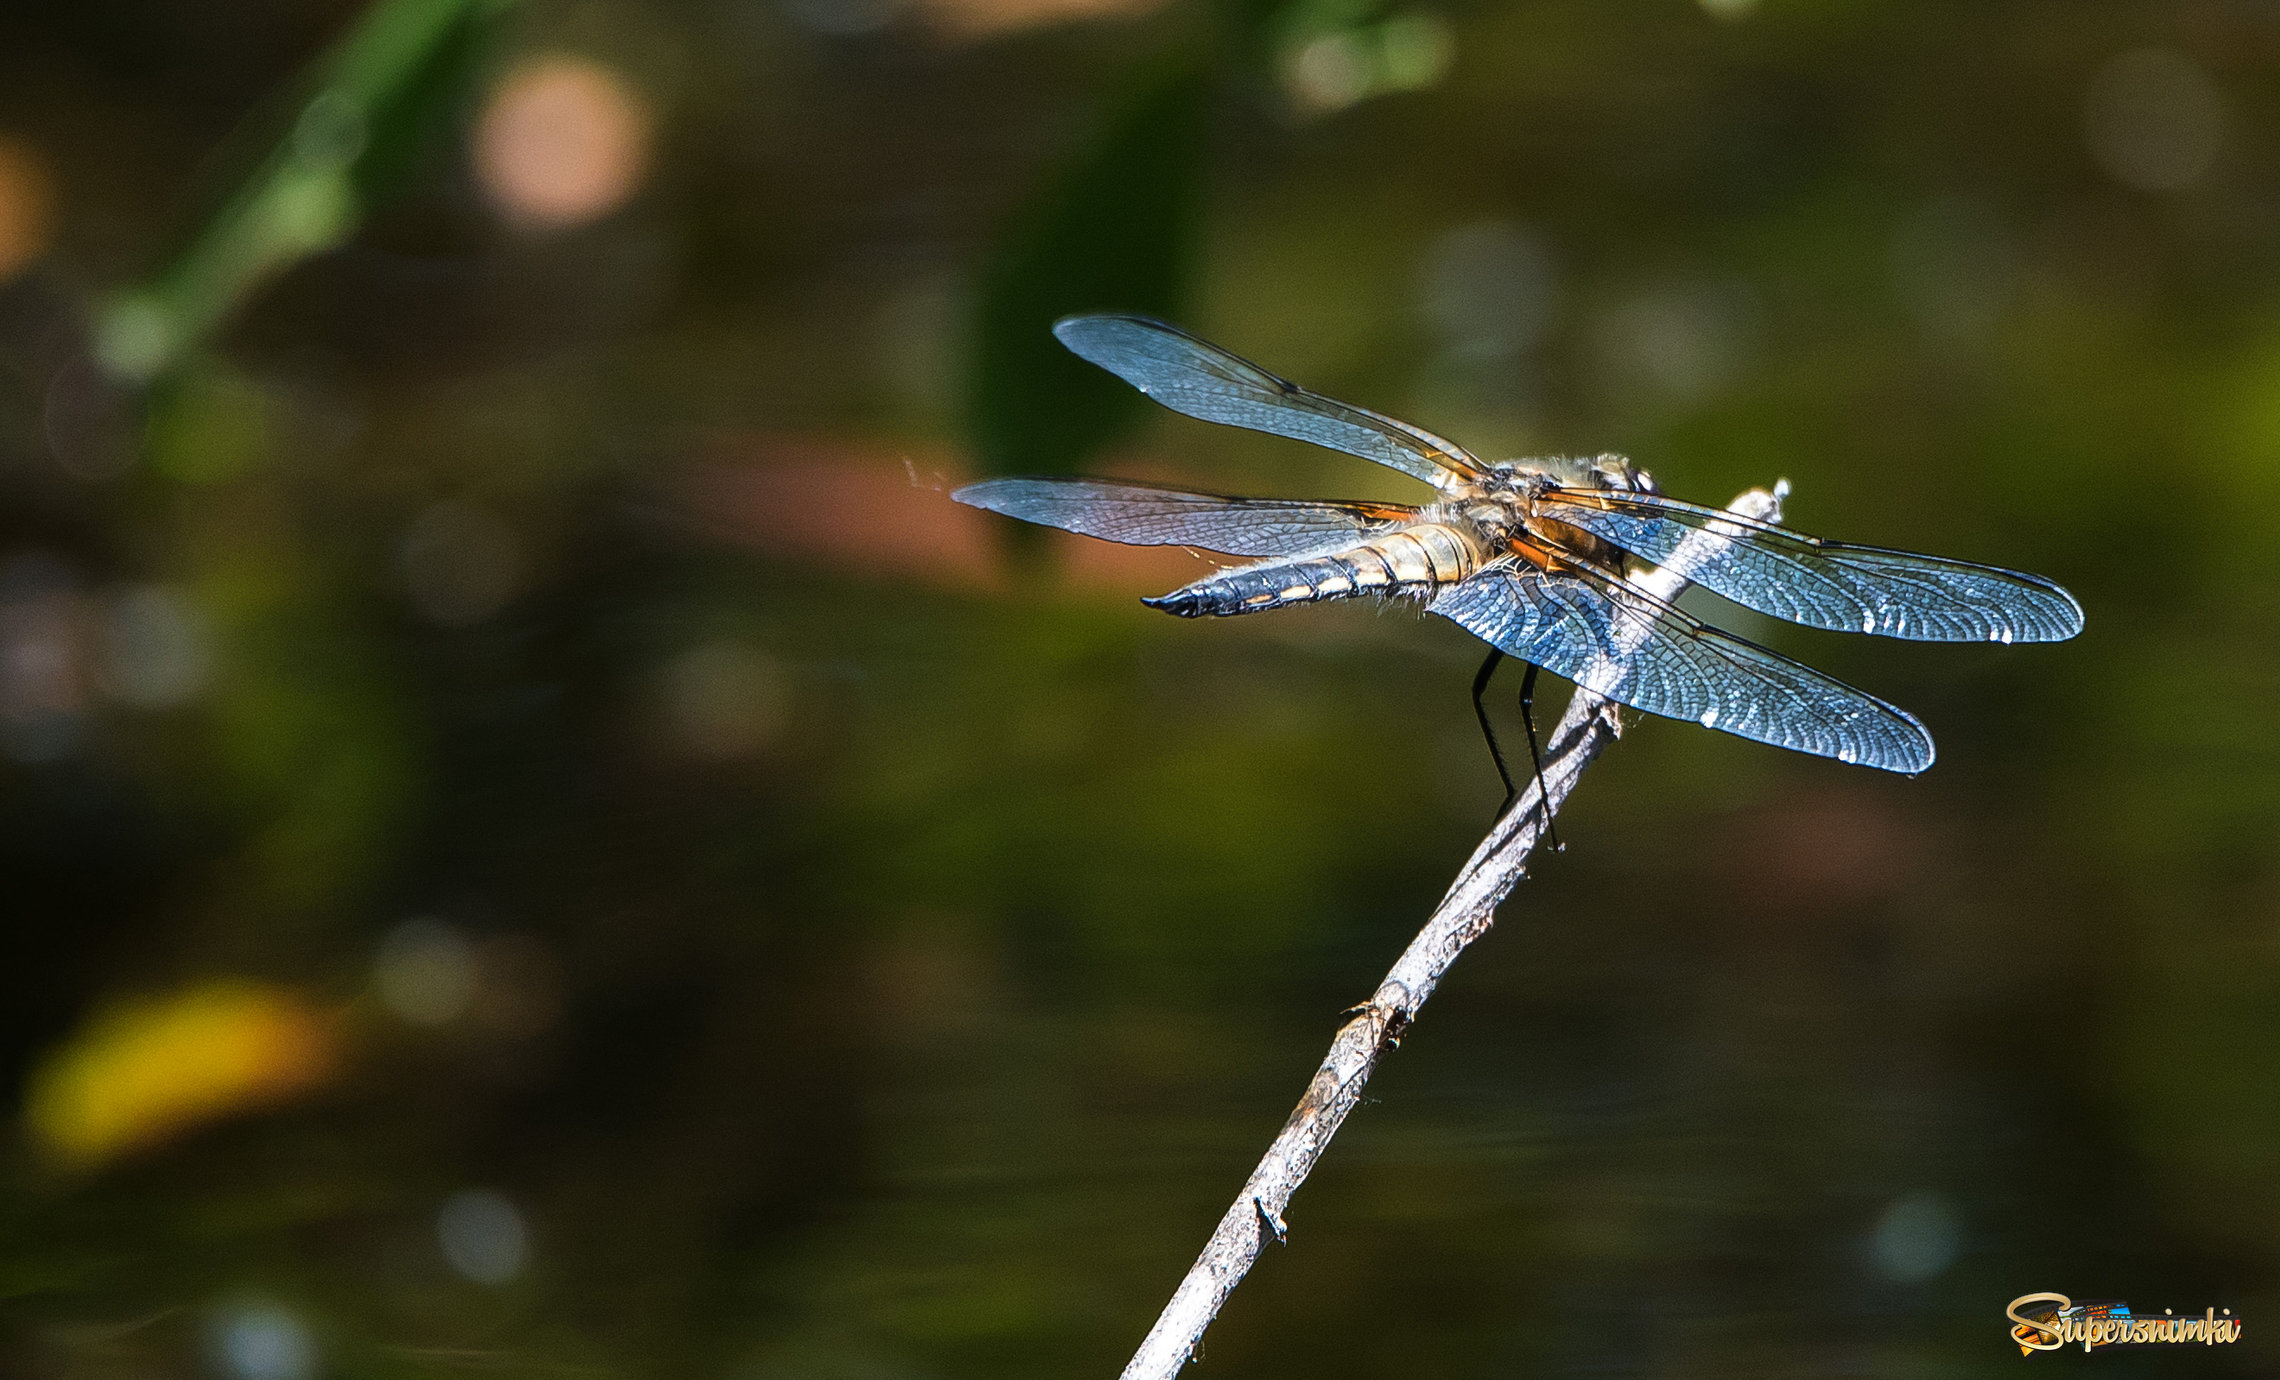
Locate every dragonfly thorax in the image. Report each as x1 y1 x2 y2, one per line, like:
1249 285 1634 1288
1448 456 1661 569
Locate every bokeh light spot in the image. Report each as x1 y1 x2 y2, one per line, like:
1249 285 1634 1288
206 1298 317 1380
1285 33 1374 115
1282 9 1453 114
1 551 90 763
264 168 357 258
1870 1190 1962 1284
473 56 652 231
438 1188 531 1285
399 501 521 626
2083 49 2224 193
102 583 213 709
96 295 174 380
0 135 58 284
374 918 478 1027
1379 12 1454 92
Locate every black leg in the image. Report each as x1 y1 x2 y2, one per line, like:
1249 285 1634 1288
1470 648 1517 813
1516 662 1562 852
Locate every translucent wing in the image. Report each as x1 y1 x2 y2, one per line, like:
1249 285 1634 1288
954 476 1417 557
1055 314 1482 489
1430 562 1935 773
1537 487 2083 643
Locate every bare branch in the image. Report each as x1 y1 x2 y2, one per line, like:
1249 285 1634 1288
1116 482 1790 1380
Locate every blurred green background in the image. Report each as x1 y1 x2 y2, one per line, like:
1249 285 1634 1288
0 0 2275 1375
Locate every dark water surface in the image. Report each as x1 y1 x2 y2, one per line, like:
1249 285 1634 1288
0 0 2274 1375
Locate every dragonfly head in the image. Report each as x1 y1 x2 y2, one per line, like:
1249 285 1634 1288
1582 453 1657 493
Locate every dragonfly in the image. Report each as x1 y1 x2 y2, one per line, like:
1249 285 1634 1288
956 314 2082 812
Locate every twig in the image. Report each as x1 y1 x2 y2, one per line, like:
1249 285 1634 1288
1116 482 1789 1380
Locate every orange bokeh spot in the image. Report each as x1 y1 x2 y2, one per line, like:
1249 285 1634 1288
915 0 1167 40
25 980 341 1171
0 136 58 282
472 55 652 231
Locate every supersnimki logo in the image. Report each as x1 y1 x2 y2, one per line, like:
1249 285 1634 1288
2006 1293 2243 1355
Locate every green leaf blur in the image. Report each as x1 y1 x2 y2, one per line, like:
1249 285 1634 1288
967 58 1209 479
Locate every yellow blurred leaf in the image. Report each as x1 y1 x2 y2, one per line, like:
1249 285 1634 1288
25 980 341 1171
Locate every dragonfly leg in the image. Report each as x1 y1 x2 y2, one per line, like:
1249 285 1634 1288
1471 648 1517 814
1517 662 1562 853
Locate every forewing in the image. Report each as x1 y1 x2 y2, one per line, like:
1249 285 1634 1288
1430 562 1935 773
954 476 1416 557
1054 314 1481 489
1538 487 2084 643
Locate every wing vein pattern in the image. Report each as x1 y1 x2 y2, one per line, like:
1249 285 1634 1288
953 476 1416 557
1429 561 1935 773
1053 314 1479 489
1538 488 2084 642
